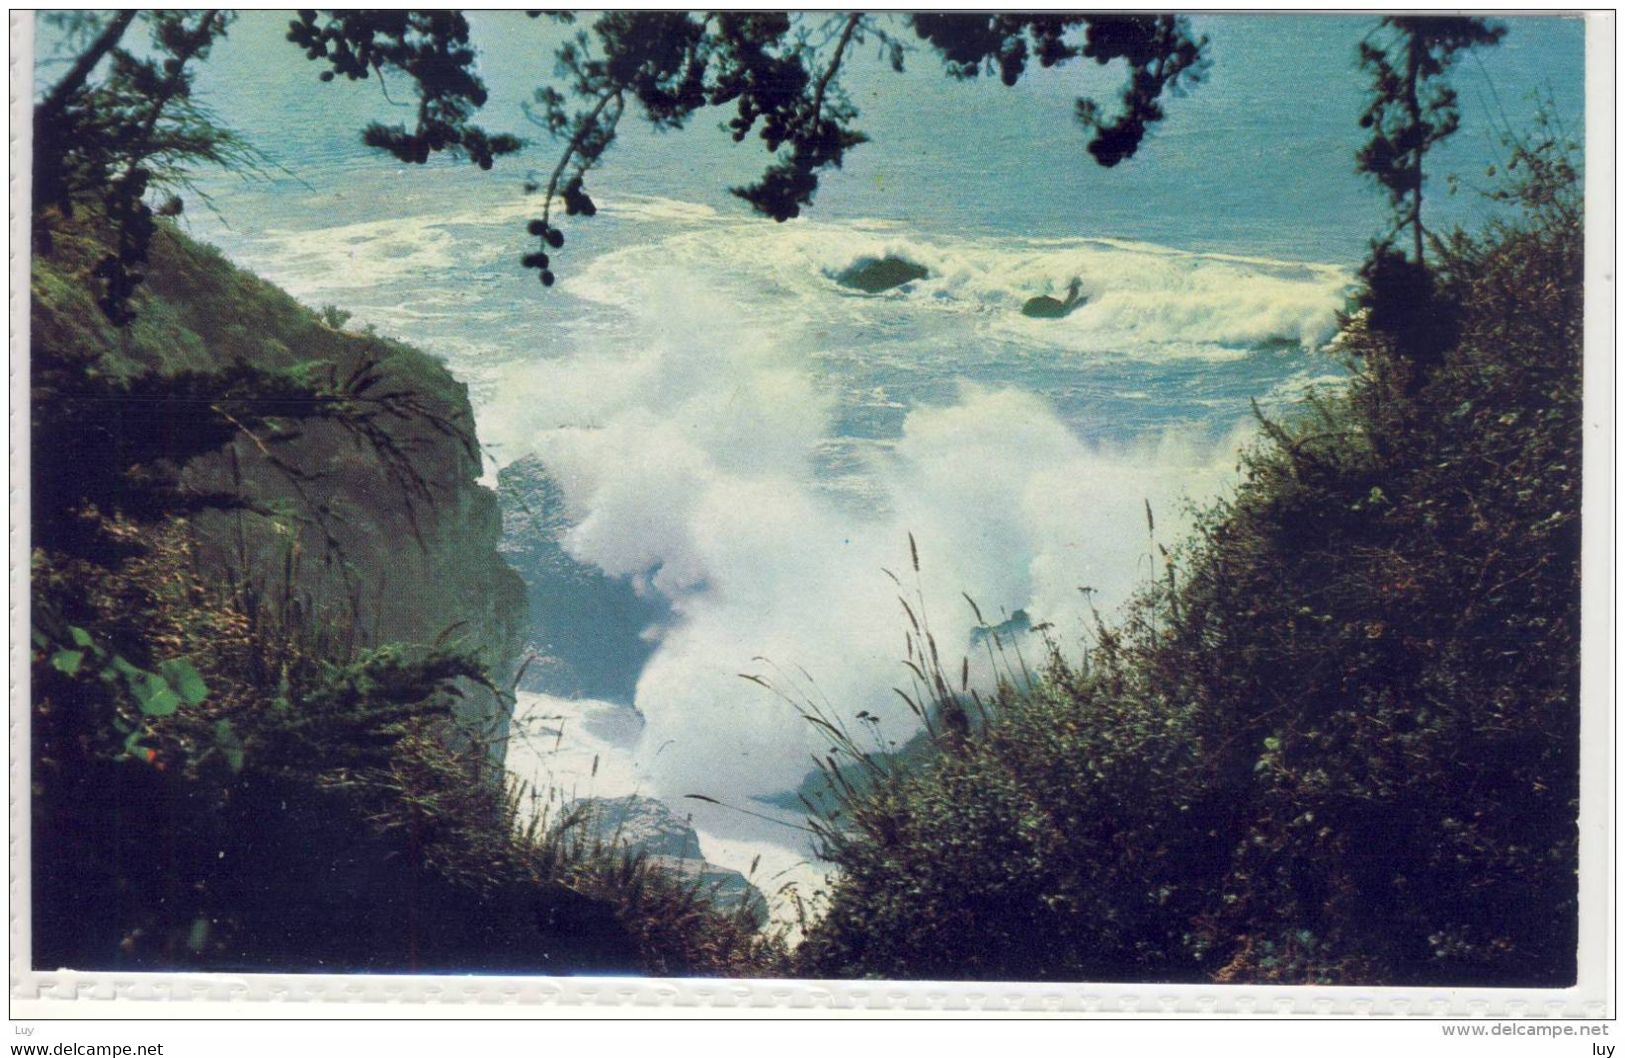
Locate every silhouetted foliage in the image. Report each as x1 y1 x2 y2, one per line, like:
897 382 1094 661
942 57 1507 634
1354 16 1505 373
912 14 1208 166
31 12 1583 982
1355 243 1460 375
286 10 523 168
516 12 1207 280
35 12 1212 298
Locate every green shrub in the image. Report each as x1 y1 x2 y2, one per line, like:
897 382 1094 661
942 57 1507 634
30 214 785 977
799 128 1582 986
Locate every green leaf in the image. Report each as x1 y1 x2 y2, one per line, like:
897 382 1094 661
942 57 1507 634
69 626 93 648
132 673 181 717
213 719 245 773
186 916 210 953
50 649 84 676
159 657 208 705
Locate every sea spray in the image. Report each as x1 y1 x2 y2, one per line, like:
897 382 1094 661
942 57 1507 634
483 271 1260 801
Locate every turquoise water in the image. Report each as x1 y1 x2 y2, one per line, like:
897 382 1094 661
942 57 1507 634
35 13 1588 810
162 13 1584 448
173 13 1585 259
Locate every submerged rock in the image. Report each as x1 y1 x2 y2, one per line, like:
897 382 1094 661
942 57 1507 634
833 255 929 293
1020 277 1086 319
971 608 1032 647
568 795 769 926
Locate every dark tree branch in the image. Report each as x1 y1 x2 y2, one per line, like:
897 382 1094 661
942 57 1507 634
126 12 223 177
36 9 136 123
540 88 623 228
811 13 863 126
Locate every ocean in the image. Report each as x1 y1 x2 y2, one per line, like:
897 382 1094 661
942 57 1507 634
38 11 1586 915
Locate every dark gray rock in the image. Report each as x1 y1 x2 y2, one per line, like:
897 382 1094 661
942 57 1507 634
569 795 769 926
1020 277 1086 318
498 456 668 703
576 793 702 859
151 228 529 768
833 255 929 293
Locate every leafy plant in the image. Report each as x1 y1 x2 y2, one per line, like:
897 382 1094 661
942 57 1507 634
797 126 1583 985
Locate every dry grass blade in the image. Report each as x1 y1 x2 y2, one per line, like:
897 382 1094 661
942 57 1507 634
681 794 818 834
893 686 923 718
432 619 469 648
802 713 845 741
508 653 536 694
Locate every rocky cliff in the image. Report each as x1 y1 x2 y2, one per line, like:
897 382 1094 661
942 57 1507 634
497 454 664 703
31 221 528 755
29 217 781 975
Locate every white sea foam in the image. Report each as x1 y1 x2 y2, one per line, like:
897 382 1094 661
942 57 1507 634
485 270 1255 802
565 214 1354 361
208 191 1332 816
191 187 1350 379
505 692 648 806
598 194 724 224
245 217 464 297
197 193 539 302
505 690 830 927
